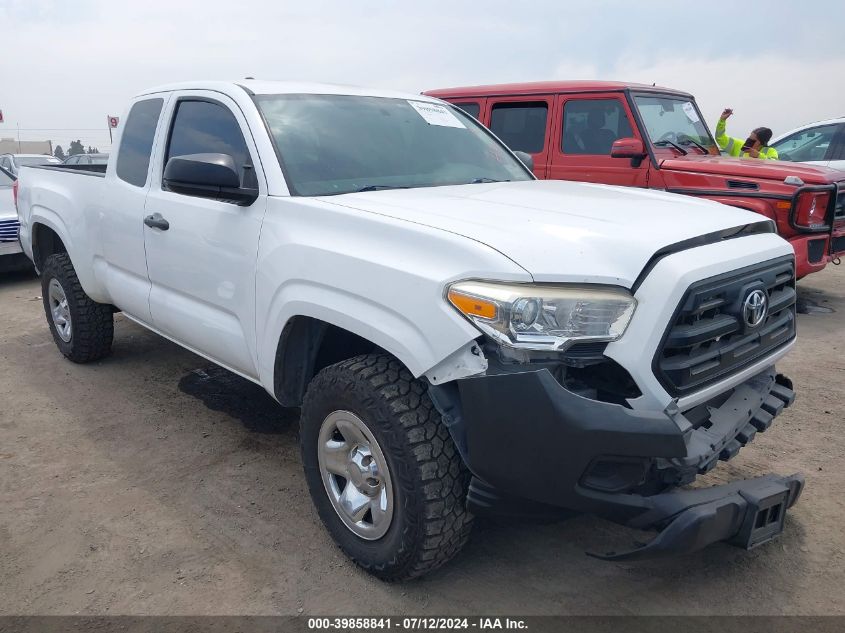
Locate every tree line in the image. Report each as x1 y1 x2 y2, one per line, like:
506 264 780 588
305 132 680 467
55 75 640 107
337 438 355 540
53 140 102 160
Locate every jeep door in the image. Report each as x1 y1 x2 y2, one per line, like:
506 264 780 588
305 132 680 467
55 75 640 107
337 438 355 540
549 93 649 187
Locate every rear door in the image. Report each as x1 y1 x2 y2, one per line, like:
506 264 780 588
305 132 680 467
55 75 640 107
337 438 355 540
100 95 169 322
142 91 268 378
484 95 553 178
549 93 649 186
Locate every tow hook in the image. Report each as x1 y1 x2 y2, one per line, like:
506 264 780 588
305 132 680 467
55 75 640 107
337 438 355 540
833 257 841 266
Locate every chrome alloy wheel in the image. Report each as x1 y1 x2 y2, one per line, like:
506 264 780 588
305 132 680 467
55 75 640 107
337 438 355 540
48 278 72 343
317 410 394 540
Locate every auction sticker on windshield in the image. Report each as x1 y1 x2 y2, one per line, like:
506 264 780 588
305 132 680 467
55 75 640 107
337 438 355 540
408 101 465 128
681 101 700 123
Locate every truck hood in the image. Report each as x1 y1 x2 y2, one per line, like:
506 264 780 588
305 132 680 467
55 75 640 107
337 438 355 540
660 155 845 185
322 180 772 287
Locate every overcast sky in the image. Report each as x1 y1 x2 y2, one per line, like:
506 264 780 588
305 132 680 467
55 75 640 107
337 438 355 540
1 0 843 151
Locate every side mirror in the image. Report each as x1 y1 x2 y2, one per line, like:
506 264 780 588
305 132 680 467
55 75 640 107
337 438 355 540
163 153 258 205
610 137 646 159
513 150 534 172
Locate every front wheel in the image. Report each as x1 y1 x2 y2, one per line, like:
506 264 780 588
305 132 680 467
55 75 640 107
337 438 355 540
300 354 473 580
41 253 114 363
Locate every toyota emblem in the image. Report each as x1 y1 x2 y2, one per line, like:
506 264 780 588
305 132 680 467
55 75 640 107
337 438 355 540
742 289 768 328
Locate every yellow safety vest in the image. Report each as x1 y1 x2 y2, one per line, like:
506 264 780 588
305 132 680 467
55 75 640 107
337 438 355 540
714 119 779 159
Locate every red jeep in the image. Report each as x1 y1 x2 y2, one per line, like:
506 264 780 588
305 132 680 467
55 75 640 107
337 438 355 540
424 81 845 279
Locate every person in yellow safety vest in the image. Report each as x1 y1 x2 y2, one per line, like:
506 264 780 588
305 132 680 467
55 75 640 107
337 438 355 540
715 108 778 159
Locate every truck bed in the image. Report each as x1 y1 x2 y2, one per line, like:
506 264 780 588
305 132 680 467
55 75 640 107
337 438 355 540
32 164 107 177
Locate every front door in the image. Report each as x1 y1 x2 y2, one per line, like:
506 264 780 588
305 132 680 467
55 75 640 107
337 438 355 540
143 92 268 378
549 93 649 187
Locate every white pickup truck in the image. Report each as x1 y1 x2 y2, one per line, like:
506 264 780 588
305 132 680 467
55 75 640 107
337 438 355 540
16 81 803 579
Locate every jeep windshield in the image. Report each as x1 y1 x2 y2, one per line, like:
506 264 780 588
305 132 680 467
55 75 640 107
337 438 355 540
633 95 719 155
255 94 533 196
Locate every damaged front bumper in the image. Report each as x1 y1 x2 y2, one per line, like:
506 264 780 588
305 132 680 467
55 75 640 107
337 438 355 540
434 364 801 560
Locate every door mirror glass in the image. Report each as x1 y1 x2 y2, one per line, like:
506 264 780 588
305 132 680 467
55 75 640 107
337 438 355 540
513 150 534 171
163 153 257 205
610 137 646 159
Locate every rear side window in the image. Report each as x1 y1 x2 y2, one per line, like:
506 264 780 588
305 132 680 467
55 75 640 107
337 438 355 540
453 102 480 119
116 98 164 187
562 99 633 155
489 102 548 154
165 100 251 181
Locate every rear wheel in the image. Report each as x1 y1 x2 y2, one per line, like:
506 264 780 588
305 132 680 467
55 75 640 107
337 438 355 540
41 253 113 363
300 353 473 580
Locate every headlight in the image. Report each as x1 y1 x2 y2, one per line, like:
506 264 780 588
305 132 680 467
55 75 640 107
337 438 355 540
447 281 636 350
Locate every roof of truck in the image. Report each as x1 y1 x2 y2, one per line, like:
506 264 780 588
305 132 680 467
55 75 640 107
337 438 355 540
423 80 693 99
138 80 443 103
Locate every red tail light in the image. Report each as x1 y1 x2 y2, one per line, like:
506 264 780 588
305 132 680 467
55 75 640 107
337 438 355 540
794 190 831 229
12 179 19 212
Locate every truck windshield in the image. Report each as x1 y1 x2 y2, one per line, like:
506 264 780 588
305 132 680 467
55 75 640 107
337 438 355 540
633 95 718 154
255 94 533 196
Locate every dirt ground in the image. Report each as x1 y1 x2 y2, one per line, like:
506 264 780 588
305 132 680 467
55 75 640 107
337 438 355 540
1 265 843 616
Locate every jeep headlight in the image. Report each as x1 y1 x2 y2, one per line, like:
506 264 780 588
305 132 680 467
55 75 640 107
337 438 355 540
447 281 636 350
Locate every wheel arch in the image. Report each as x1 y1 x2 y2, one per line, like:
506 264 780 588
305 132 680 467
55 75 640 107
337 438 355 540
272 315 384 407
31 220 69 273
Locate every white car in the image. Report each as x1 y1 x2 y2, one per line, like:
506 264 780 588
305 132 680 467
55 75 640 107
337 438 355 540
0 165 30 271
770 117 845 170
15 81 803 579
0 153 61 177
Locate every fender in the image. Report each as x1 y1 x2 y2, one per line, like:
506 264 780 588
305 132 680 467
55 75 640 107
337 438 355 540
706 196 778 223
256 279 481 396
30 211 111 304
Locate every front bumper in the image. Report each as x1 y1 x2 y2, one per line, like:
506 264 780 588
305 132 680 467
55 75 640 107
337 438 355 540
0 239 23 257
442 365 800 558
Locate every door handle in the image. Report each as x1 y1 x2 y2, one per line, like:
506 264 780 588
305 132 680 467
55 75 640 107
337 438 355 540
144 213 169 231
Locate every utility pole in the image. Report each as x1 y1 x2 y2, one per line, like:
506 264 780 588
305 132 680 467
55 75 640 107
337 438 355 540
16 122 21 152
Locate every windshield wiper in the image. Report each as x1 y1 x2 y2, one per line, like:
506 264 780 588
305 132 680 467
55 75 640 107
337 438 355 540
469 177 508 184
679 139 710 154
654 140 688 155
355 184 410 192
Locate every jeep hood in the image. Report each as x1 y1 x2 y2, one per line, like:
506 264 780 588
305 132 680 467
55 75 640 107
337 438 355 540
322 180 775 287
660 155 845 185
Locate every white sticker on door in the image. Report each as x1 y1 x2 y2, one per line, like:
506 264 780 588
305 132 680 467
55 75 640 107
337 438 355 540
681 101 700 123
408 101 466 128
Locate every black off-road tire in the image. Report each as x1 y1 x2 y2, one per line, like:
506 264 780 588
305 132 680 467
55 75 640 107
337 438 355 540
41 253 114 363
300 353 474 580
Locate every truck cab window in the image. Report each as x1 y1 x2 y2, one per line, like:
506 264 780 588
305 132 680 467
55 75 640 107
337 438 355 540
489 102 548 154
165 100 251 186
116 98 164 187
453 102 480 119
562 99 633 155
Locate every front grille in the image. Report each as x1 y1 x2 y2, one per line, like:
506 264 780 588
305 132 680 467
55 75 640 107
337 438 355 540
835 187 845 221
654 256 796 395
832 236 845 255
0 218 20 243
